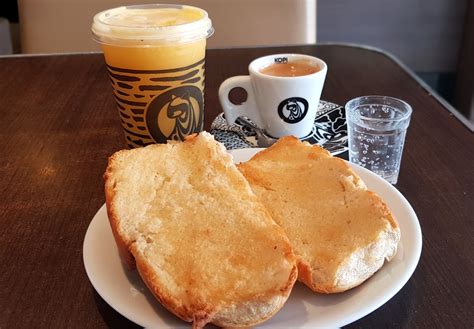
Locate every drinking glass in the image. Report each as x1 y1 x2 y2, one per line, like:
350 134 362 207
345 96 412 184
92 4 213 148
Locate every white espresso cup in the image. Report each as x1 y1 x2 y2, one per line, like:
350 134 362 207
218 54 327 138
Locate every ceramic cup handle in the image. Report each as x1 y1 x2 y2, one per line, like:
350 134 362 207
218 76 263 128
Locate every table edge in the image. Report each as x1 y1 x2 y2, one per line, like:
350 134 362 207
318 42 474 132
2 43 471 131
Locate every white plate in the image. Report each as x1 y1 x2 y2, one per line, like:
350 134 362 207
83 148 422 328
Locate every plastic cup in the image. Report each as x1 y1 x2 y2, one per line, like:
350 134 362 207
345 96 412 184
92 4 213 147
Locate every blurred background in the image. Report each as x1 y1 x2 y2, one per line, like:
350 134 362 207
0 0 472 125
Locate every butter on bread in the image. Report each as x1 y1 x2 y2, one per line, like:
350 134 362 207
238 136 400 293
104 132 297 328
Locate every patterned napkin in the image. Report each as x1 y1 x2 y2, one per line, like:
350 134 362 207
210 100 348 155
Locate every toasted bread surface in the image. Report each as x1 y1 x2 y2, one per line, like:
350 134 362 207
104 132 297 328
238 136 400 293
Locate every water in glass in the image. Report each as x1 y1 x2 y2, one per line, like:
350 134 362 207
348 117 407 184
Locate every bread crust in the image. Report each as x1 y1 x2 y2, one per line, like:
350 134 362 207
104 155 136 269
132 236 298 329
104 132 297 327
239 136 401 294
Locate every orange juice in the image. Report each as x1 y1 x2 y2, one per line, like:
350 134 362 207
92 5 213 147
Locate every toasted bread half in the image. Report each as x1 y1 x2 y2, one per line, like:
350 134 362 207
104 132 297 328
238 136 400 294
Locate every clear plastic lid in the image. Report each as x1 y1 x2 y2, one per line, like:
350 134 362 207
92 4 214 45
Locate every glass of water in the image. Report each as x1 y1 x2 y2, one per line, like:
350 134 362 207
345 96 412 184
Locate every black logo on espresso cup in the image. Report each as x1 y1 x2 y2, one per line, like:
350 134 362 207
278 97 309 123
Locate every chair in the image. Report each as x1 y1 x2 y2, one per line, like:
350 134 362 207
18 0 316 54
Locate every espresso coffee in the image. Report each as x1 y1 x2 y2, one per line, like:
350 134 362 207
260 60 319 77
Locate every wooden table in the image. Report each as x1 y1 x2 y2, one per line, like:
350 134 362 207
1 45 472 328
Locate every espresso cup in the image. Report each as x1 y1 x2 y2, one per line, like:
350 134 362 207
218 54 327 138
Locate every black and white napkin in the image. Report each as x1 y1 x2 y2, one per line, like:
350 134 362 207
210 100 348 155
